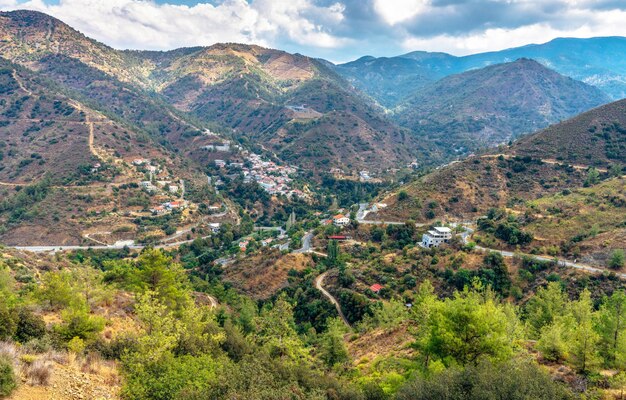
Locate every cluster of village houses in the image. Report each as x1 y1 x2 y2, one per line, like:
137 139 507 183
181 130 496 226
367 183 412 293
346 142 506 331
212 150 306 199
129 158 191 215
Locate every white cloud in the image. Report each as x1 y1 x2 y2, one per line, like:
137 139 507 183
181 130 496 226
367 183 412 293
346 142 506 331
1 0 626 61
401 8 626 55
373 0 430 25
0 0 349 50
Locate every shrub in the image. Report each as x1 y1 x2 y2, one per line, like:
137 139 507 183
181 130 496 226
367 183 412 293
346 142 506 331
55 307 105 343
0 356 17 397
13 307 46 343
0 304 16 341
67 337 86 354
609 249 625 269
24 359 52 386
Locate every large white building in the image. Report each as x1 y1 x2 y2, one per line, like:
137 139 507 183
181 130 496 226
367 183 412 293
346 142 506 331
333 214 350 227
421 227 452 248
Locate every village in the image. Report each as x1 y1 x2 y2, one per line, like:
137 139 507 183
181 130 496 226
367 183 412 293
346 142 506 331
210 146 307 199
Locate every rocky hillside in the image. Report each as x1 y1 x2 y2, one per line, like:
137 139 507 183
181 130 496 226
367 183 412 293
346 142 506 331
511 98 626 167
0 57 223 246
373 96 626 223
393 59 610 156
142 43 424 171
0 10 425 173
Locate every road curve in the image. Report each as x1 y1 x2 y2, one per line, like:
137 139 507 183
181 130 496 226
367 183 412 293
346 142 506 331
207 295 218 309
315 271 351 328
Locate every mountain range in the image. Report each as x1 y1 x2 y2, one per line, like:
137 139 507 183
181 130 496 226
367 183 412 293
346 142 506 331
394 58 609 152
335 36 626 107
1 10 620 174
374 97 626 223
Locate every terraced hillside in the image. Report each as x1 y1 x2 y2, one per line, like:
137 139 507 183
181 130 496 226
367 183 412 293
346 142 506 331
0 10 427 173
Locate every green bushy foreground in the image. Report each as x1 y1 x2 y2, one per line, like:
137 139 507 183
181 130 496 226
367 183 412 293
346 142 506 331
4 247 626 399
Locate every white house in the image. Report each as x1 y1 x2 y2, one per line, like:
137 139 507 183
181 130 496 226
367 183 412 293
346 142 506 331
333 214 350 227
208 223 221 233
421 227 452 248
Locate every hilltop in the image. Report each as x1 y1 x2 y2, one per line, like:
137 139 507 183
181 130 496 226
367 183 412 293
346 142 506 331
511 97 626 166
393 59 610 155
0 10 424 173
373 96 626 223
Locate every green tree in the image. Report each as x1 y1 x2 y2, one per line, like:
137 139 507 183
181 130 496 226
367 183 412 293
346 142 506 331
320 318 349 367
524 282 567 337
397 358 574 400
133 249 191 311
13 307 46 343
327 240 340 267
254 296 309 362
537 319 569 362
584 167 600 187
568 289 600 374
610 164 623 178
596 290 626 367
419 284 521 366
0 356 17 398
55 304 105 343
38 270 76 310
609 249 625 269
0 301 16 341
360 299 409 330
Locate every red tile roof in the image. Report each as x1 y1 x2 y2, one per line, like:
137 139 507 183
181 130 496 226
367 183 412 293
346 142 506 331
370 284 383 293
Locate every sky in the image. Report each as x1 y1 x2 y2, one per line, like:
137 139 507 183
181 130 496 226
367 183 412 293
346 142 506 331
1 0 626 63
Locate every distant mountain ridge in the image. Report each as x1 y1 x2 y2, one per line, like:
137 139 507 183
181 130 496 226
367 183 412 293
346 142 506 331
335 36 626 106
0 9 618 172
393 58 610 154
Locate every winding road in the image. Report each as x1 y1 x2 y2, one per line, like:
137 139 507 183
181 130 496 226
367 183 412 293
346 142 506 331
315 271 351 328
474 245 625 279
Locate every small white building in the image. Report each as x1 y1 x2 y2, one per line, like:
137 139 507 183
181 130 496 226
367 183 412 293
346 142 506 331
421 227 452 248
215 159 226 168
208 223 221 233
140 181 156 192
333 214 350 227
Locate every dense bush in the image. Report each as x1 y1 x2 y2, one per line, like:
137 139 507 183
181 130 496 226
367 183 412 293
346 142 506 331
397 358 574 400
0 356 17 397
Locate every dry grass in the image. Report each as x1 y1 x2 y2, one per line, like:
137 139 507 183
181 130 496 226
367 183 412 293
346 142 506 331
23 359 52 386
223 250 312 299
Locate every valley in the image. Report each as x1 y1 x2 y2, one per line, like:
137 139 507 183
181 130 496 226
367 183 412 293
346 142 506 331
0 7 625 400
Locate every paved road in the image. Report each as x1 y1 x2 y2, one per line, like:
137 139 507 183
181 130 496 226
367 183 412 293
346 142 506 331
12 232 217 254
293 231 313 253
315 271 351 328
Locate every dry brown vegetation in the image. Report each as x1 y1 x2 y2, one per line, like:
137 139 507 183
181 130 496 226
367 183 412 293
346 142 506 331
223 249 313 299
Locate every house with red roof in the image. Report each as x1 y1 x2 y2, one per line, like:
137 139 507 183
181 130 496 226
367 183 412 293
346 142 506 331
332 214 350 227
370 284 383 293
